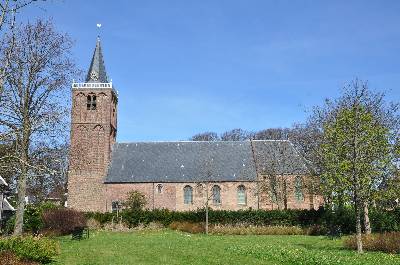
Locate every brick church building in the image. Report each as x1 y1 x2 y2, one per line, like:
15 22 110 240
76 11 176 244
67 38 322 213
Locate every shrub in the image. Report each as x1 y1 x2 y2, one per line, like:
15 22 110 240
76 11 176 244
122 191 146 211
344 232 400 253
42 208 86 235
210 225 305 235
23 205 44 235
0 251 39 265
322 207 355 235
86 218 102 230
4 203 59 235
0 236 59 264
103 221 131 232
84 212 114 226
306 224 328 236
370 208 400 232
169 222 205 234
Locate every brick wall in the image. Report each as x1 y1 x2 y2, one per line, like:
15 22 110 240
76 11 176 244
103 177 322 212
174 182 258 211
258 174 323 210
68 86 117 212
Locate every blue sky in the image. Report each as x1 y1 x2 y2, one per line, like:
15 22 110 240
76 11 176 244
23 0 400 141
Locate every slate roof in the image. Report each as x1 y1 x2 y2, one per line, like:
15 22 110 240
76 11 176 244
105 140 309 183
86 37 108 83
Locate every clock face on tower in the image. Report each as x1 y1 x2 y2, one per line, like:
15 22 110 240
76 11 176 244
90 71 98 81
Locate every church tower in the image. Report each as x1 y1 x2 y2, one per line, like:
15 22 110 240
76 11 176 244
68 37 117 212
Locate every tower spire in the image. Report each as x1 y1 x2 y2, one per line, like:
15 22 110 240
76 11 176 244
86 37 108 83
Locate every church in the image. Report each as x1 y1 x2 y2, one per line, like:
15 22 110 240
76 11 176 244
67 38 322 213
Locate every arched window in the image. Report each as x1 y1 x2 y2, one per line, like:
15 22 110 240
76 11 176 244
157 184 163 194
183 185 193 204
212 185 221 204
86 95 97 110
294 176 304 202
237 185 246 205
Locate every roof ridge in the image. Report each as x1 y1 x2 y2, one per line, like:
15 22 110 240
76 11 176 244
116 140 290 144
116 140 252 144
251 139 290 142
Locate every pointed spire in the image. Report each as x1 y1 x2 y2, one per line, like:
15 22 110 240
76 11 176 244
86 36 108 83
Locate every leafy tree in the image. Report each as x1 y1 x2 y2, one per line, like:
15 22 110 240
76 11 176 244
320 105 392 253
123 191 147 211
306 79 399 234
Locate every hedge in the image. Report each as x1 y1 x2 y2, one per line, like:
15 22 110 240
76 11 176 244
85 207 400 234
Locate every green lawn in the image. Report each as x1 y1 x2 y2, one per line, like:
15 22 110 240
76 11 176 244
51 230 400 265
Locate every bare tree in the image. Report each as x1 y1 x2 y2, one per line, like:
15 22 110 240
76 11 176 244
0 19 76 235
191 127 295 142
288 123 323 206
197 155 217 235
0 0 46 97
190 132 219 141
254 141 290 210
0 1 41 29
252 140 316 210
221 128 252 141
28 141 69 203
253 128 290 140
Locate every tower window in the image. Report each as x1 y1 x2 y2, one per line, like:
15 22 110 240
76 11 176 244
87 95 97 110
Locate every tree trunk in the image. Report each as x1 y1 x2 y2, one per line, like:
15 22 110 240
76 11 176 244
355 201 363 253
14 85 30 236
283 180 288 210
364 201 371 234
0 193 3 231
205 182 209 235
13 137 29 235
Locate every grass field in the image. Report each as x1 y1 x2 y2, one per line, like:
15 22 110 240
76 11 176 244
51 230 400 265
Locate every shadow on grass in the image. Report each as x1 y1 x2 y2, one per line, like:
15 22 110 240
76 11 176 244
292 236 348 252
